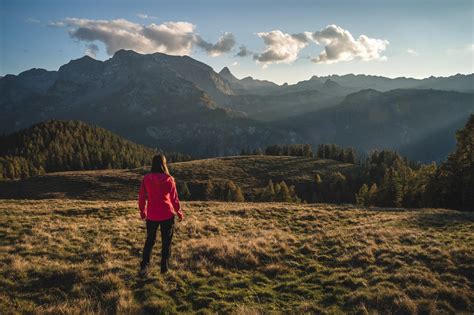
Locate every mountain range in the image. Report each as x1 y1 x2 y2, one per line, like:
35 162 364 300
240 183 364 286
1 49 473 161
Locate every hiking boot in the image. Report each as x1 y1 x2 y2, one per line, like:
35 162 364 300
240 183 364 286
139 262 149 276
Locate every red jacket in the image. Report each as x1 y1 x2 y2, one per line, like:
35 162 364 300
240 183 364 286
138 173 183 221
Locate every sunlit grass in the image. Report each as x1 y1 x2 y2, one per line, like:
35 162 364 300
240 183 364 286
0 200 472 314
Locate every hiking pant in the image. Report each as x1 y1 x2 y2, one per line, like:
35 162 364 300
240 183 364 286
141 216 175 273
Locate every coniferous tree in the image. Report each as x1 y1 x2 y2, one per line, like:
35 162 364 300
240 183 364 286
289 185 300 203
233 185 245 202
180 182 191 200
312 173 324 202
427 114 474 210
277 181 291 202
356 184 369 206
261 179 276 201
0 120 192 180
204 180 215 201
367 183 378 206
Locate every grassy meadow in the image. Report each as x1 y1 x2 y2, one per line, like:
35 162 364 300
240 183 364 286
0 199 472 314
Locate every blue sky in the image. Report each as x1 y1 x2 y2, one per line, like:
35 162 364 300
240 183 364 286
1 0 473 84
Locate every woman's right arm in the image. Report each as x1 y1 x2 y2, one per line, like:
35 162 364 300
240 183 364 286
170 178 184 220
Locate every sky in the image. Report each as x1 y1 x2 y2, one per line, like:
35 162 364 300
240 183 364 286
1 0 473 84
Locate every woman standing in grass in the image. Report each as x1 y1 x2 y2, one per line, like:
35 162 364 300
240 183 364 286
138 154 184 275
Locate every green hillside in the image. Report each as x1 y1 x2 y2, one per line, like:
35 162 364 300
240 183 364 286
0 120 190 180
0 155 361 201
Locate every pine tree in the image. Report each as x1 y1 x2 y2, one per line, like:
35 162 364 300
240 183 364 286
204 180 214 201
289 185 300 203
274 182 281 199
356 184 369 206
181 182 191 200
303 144 313 157
277 181 291 202
234 186 245 202
367 183 378 206
428 114 474 210
313 173 324 202
262 179 275 201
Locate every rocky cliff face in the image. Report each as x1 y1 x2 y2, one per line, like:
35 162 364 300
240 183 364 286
0 50 302 156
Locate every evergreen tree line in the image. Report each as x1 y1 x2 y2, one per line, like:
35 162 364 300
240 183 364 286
316 144 358 164
241 143 358 164
176 179 301 203
186 115 474 210
255 180 301 202
0 120 192 180
353 115 473 210
176 180 245 202
241 144 313 157
309 171 362 204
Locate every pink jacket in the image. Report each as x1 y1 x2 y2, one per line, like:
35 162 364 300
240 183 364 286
138 173 183 221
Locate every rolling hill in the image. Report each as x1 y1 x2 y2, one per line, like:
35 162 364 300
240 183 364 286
0 120 159 179
0 155 361 201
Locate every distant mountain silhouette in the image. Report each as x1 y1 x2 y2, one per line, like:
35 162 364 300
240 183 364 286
278 89 474 161
1 50 472 160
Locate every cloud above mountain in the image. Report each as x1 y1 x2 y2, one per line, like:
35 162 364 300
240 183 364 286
310 25 389 63
251 25 388 66
51 18 236 56
85 43 99 57
194 32 236 56
51 19 387 66
253 31 310 66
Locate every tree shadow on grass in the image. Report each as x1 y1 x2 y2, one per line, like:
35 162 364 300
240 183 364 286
405 210 474 230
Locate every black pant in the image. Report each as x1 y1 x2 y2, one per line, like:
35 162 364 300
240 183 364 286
141 216 175 273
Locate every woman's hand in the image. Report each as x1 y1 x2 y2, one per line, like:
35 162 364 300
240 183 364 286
176 210 184 222
140 211 146 220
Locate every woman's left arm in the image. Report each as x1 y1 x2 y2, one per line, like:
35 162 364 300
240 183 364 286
138 178 147 219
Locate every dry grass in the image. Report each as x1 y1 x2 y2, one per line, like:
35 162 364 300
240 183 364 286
0 200 473 314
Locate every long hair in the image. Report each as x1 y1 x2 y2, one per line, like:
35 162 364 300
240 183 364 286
151 154 170 175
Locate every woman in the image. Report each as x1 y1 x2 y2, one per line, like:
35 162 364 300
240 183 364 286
138 154 184 275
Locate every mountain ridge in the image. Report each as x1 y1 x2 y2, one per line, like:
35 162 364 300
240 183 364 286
1 50 473 160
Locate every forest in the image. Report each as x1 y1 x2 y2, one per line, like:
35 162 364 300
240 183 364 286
206 115 473 210
1 116 472 211
0 120 191 179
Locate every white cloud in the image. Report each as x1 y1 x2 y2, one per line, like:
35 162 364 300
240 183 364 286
253 30 310 67
406 49 418 56
52 18 235 57
85 43 99 58
25 17 41 24
48 21 65 27
310 25 389 64
231 61 239 66
137 13 157 19
194 32 236 56
446 44 474 55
